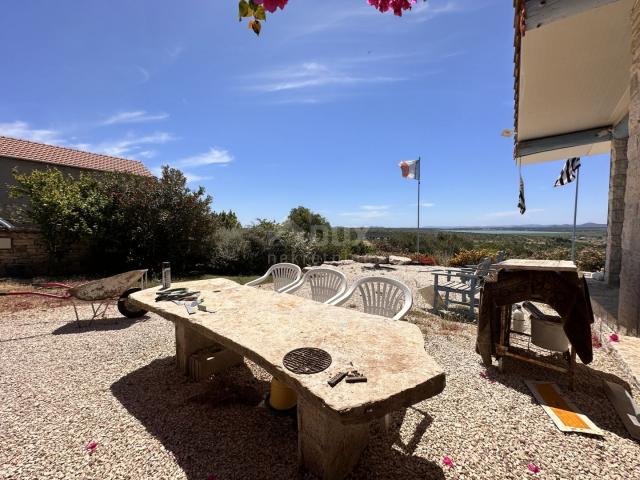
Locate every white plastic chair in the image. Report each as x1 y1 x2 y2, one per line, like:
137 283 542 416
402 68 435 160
281 268 348 304
329 276 413 320
245 263 302 293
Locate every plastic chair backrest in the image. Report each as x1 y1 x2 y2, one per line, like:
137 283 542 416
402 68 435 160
305 268 348 303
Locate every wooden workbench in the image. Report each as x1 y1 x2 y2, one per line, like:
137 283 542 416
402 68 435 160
476 259 594 388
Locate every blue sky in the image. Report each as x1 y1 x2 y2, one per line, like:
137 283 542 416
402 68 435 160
0 0 610 227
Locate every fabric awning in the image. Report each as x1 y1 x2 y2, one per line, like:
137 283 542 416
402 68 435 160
514 0 633 165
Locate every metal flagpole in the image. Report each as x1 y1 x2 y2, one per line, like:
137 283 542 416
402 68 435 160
571 167 580 262
416 157 421 255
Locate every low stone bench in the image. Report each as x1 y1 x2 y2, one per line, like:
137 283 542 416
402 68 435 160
130 278 445 480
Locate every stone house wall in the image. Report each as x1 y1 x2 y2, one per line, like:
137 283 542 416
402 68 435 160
620 2 640 335
0 228 87 277
606 137 628 286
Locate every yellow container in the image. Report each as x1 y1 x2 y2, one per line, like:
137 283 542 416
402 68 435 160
268 378 297 410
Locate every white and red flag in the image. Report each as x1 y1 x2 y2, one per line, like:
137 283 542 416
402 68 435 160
399 159 420 180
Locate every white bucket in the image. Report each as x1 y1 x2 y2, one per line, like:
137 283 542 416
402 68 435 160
531 317 570 352
511 307 525 333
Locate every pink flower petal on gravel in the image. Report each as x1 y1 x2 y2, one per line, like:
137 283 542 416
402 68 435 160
527 463 540 473
443 455 454 468
610 333 619 342
85 441 98 454
479 371 488 378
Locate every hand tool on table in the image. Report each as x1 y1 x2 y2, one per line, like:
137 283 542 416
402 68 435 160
328 368 367 387
155 288 200 302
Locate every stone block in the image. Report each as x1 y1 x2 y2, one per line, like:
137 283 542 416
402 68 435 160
297 398 369 480
188 345 244 382
389 255 412 265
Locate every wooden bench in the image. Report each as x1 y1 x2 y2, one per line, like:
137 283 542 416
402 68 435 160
129 278 445 480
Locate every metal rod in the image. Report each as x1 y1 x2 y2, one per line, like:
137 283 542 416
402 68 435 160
571 167 580 262
417 156 421 255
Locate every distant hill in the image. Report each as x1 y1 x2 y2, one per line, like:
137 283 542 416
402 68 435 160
341 223 606 232
444 223 606 232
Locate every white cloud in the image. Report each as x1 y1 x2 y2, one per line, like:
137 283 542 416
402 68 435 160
361 205 390 211
136 66 150 83
246 62 403 94
137 150 157 159
184 172 213 183
166 45 184 59
483 208 544 218
0 120 175 162
178 147 234 167
410 0 462 23
0 121 63 144
340 205 391 220
68 143 92 151
286 0 464 36
102 110 169 125
94 132 176 157
150 165 212 183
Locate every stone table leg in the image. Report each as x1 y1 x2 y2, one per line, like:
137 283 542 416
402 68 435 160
174 321 242 375
297 398 369 480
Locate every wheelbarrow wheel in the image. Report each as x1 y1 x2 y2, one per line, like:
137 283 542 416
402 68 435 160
118 288 148 318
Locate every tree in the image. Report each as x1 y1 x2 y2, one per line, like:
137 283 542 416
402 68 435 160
10 166 218 274
10 168 108 264
286 206 330 236
212 210 241 230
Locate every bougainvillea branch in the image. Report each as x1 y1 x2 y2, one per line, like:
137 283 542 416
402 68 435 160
239 0 425 36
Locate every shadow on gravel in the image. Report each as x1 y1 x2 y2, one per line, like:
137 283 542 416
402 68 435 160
52 315 151 335
112 357 445 480
483 357 633 439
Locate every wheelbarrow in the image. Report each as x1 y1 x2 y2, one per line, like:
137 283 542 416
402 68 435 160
0 269 149 325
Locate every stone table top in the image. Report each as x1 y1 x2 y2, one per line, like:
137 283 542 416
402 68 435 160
129 278 445 424
496 259 577 272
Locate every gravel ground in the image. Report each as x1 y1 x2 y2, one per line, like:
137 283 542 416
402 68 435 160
1 266 639 479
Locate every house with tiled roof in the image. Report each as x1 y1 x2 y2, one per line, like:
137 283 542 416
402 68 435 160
0 135 153 225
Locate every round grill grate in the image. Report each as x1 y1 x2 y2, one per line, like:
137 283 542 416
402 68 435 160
283 347 332 374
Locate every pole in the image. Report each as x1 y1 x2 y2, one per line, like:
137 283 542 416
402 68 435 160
571 167 580 262
417 156 421 255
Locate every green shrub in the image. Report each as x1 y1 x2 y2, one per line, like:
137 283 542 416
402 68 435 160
449 249 497 267
577 247 605 272
11 166 219 274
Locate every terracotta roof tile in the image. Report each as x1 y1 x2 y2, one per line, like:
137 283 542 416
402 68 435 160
0 136 153 177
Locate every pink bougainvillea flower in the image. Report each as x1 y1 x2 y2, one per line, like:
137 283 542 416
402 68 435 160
610 333 619 342
480 370 496 383
85 441 98 454
591 333 602 349
369 0 417 16
527 463 540 473
443 455 454 468
254 0 288 13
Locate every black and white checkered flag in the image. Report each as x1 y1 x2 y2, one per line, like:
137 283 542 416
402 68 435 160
554 157 581 187
518 174 526 215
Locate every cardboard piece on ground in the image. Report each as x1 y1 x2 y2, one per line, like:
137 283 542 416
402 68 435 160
419 285 445 310
525 380 603 436
604 380 640 441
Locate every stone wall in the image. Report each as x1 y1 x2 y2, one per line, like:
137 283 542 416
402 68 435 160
620 2 640 335
605 137 628 286
0 228 87 277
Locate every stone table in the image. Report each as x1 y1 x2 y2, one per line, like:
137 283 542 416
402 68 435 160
129 278 445 480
